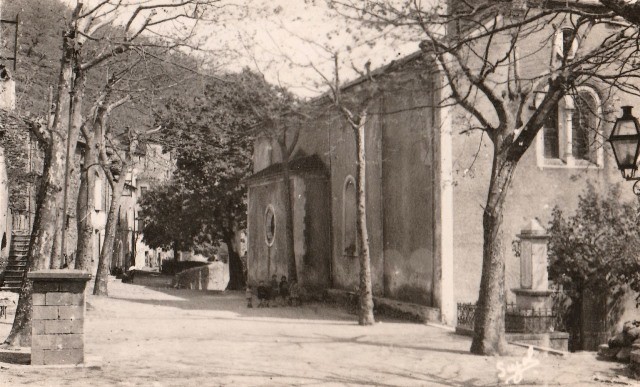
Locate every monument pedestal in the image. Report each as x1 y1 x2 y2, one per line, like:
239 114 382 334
512 288 554 310
28 270 91 366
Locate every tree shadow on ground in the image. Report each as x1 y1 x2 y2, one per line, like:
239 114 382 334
0 348 30 365
591 363 638 385
146 364 485 387
273 332 472 355
107 276 430 325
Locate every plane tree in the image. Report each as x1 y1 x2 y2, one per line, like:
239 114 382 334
330 0 640 354
143 70 292 290
4 0 243 347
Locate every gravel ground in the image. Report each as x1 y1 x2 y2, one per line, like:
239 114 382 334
0 276 635 386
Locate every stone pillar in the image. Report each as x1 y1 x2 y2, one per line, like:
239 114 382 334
28 270 91 366
512 219 553 310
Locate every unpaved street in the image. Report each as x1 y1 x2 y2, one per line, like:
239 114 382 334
0 277 632 386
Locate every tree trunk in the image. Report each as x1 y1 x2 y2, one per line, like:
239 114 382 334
354 114 374 326
470 152 517 355
49 211 63 269
60 69 85 266
93 178 125 296
3 16 80 345
225 232 245 290
76 99 108 271
173 241 180 262
75 146 95 271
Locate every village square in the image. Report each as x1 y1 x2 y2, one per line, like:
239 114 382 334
4 0 640 385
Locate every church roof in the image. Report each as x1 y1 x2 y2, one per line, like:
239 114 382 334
244 154 328 184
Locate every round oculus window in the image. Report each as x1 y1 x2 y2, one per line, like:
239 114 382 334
265 206 276 246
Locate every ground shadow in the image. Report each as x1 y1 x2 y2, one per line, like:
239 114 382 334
146 363 485 387
276 332 472 355
110 274 428 325
0 348 30 365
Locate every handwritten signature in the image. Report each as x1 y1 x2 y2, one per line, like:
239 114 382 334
496 346 540 384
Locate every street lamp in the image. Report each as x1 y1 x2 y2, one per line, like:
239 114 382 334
609 106 640 180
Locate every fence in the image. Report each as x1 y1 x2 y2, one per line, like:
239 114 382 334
457 302 560 334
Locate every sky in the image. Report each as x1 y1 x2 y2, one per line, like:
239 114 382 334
59 0 430 98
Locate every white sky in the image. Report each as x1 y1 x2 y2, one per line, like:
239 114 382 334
60 0 431 97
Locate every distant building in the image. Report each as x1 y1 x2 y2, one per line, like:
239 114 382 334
109 141 174 272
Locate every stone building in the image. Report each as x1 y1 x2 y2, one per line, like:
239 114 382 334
110 141 174 272
246 53 451 319
245 2 638 327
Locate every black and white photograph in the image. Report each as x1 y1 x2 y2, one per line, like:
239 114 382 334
1 0 640 385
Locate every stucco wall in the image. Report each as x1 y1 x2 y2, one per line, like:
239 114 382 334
325 57 438 304
248 55 441 306
381 78 436 306
447 15 640 304
451 126 626 304
293 175 331 291
247 180 288 283
328 101 385 295
247 171 331 291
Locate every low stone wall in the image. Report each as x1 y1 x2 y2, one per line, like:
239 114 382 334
172 262 229 291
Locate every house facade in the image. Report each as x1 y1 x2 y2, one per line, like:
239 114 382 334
245 2 639 327
109 142 174 272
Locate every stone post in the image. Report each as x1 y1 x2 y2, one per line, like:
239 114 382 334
28 270 91 366
512 219 553 310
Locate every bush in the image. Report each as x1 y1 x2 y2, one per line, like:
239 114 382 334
548 184 640 350
160 259 208 276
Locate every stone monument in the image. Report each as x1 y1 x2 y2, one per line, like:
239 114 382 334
512 218 554 310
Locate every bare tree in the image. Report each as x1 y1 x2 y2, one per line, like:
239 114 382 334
321 55 378 325
93 124 137 296
3 0 239 347
327 0 640 354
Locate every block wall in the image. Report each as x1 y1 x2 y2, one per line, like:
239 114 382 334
31 280 86 365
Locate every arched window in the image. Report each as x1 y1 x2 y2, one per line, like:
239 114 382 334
538 86 602 168
265 205 276 246
343 176 358 257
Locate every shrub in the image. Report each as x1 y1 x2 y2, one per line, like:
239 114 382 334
548 184 640 350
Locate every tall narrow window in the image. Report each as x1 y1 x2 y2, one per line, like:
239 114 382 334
562 29 577 60
543 104 560 159
572 91 598 163
343 176 358 257
554 28 578 63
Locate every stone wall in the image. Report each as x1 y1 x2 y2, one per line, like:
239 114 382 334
173 262 229 291
29 270 90 366
248 54 440 307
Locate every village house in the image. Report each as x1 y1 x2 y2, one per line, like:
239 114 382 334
244 0 639 331
0 64 174 285
110 141 174 272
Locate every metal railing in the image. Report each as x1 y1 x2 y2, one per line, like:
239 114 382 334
457 302 560 334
